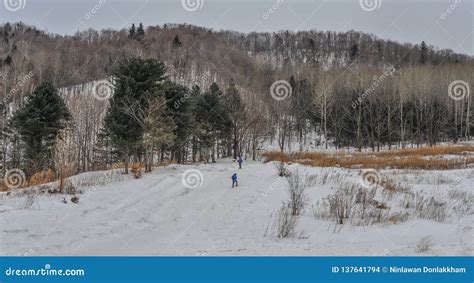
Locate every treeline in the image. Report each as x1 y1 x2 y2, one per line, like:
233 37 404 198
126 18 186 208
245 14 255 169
0 22 261 92
218 30 471 68
5 57 261 176
268 63 473 152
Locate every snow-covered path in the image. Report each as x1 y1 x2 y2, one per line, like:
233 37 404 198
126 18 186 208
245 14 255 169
1 160 472 256
75 160 281 255
1 160 285 255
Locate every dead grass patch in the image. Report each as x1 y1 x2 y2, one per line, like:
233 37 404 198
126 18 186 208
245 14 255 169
28 170 56 187
262 145 474 170
131 162 144 179
0 183 9 192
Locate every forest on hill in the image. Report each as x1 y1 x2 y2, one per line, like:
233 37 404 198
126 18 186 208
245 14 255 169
0 22 473 179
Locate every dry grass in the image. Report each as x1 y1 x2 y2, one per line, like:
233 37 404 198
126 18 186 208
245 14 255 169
131 162 143 179
375 145 474 157
262 145 474 170
0 183 9 192
28 170 56 187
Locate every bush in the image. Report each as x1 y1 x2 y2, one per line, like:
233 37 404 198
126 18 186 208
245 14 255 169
415 236 434 253
275 203 299 238
23 193 37 209
286 170 308 216
314 183 391 226
326 184 356 224
448 190 473 217
274 161 290 177
415 196 446 222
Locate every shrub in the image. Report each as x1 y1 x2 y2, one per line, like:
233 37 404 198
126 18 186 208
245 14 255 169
415 196 446 222
415 236 434 253
448 190 473 217
23 193 37 209
315 183 392 226
274 161 290 177
275 202 299 238
327 188 354 224
286 170 308 216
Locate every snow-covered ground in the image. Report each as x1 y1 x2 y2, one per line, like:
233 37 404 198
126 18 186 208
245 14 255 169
0 159 473 256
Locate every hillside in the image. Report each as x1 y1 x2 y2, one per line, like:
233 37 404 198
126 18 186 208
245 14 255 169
1 22 471 94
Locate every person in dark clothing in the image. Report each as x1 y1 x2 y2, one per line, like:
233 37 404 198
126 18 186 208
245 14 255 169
237 156 243 169
232 173 238 188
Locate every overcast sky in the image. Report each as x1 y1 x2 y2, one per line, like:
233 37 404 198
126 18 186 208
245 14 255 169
1 0 473 55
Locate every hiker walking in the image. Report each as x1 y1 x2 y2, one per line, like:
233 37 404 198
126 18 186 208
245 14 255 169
237 155 243 169
232 173 238 188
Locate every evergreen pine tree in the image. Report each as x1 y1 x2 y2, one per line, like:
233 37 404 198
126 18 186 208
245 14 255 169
161 80 192 163
194 83 230 163
172 35 182 49
129 24 136 39
12 82 71 175
4 55 12 66
420 41 428 64
350 43 359 63
136 23 145 39
93 128 119 170
104 57 167 173
224 81 245 159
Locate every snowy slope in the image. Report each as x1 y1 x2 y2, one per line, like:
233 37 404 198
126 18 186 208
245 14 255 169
0 160 473 256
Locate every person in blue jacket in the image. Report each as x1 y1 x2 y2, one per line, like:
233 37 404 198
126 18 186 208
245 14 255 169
232 173 238 188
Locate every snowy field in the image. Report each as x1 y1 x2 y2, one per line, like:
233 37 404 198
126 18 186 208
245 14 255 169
0 159 473 256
